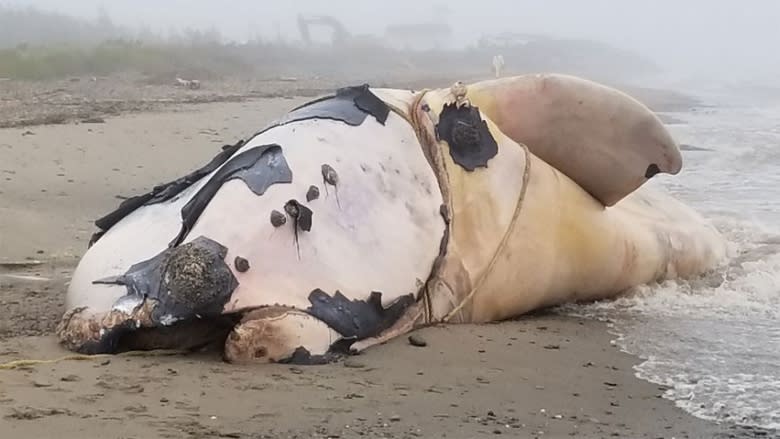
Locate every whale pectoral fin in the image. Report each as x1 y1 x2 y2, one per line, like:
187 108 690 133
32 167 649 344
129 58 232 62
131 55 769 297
464 73 683 206
223 307 345 365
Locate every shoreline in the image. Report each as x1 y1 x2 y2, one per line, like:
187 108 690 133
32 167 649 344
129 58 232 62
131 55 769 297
0 93 764 438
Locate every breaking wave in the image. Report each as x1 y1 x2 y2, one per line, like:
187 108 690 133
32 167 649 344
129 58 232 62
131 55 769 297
558 96 780 430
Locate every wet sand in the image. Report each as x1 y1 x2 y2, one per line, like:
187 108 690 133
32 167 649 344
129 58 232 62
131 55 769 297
0 93 752 438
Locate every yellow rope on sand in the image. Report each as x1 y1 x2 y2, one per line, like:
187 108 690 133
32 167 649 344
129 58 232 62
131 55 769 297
0 349 187 370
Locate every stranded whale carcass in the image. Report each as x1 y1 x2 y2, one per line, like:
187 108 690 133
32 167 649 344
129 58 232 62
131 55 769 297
55 74 727 364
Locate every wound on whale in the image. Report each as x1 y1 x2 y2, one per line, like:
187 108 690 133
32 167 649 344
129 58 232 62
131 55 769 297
436 102 498 171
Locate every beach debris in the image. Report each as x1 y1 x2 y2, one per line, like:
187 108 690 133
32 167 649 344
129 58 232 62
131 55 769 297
6 407 73 420
175 77 201 90
81 117 105 124
0 274 51 282
0 260 44 269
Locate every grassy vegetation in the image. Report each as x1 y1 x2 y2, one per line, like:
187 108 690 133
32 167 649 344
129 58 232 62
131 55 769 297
0 40 660 84
0 41 254 80
0 4 254 80
0 5 658 82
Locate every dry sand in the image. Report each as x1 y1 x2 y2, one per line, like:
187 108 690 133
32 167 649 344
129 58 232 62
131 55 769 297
0 84 758 438
0 72 699 130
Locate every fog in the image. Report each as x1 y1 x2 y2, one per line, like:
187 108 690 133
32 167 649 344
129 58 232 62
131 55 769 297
5 0 780 83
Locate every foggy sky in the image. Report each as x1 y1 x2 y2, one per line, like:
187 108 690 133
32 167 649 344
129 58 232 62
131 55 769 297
5 0 780 82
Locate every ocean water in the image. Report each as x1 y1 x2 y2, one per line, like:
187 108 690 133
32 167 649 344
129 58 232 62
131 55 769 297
558 88 780 430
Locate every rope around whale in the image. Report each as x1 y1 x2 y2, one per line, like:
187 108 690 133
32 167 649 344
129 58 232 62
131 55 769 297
442 141 533 323
0 349 188 370
408 88 454 323
399 86 535 323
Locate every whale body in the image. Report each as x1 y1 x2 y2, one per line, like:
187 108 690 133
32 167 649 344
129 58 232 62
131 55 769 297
55 74 727 364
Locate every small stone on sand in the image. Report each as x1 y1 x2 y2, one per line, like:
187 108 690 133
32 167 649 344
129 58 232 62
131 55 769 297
344 359 365 369
408 335 427 347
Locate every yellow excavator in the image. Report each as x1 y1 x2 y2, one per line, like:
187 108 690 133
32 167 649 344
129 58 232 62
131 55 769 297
296 14 351 46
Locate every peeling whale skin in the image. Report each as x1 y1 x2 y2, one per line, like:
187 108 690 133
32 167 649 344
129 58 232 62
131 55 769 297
57 77 728 364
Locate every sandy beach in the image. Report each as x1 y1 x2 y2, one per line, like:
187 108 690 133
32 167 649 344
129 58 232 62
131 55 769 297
0 80 766 438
